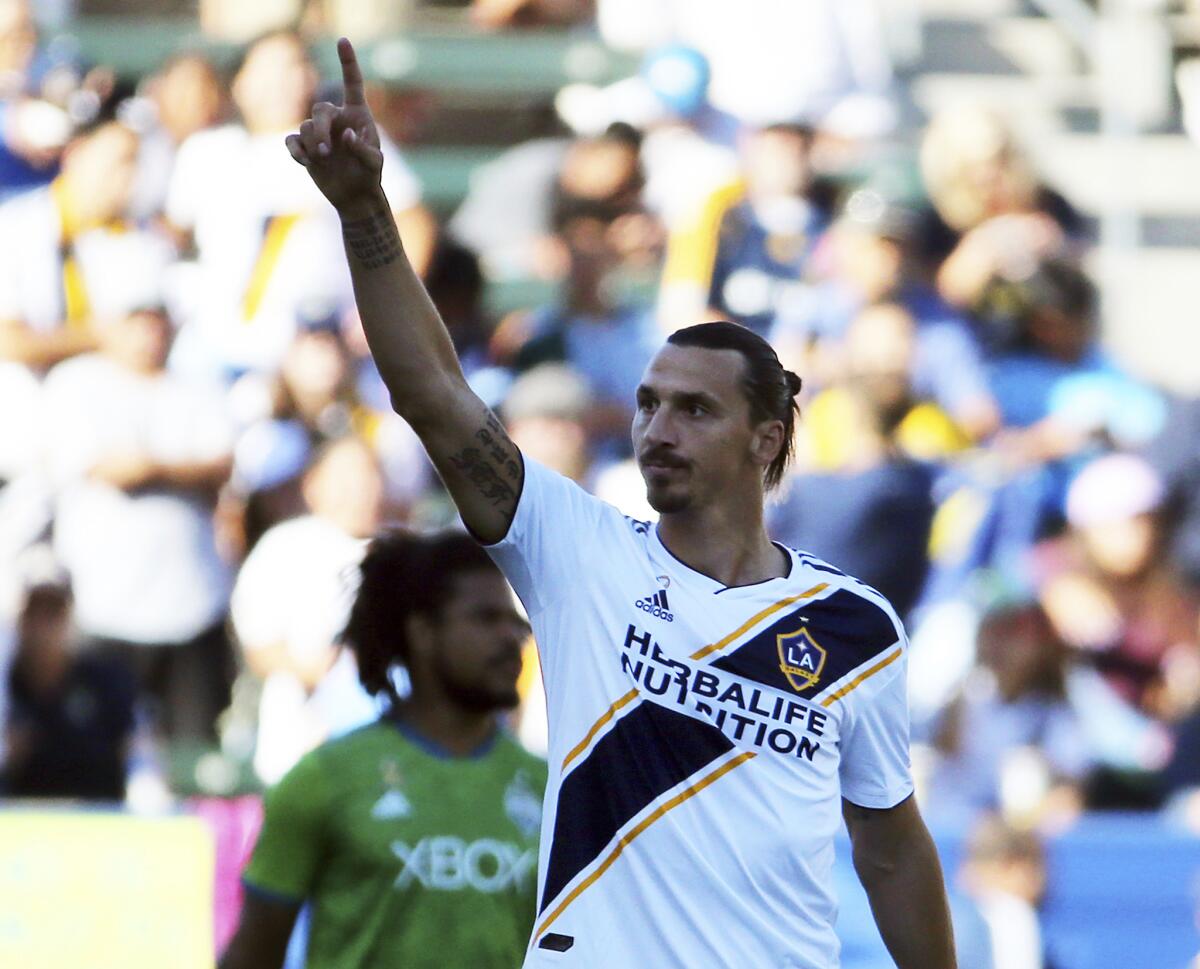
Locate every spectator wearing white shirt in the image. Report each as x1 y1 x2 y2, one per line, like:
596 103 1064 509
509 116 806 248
961 818 1048 969
165 30 433 380
597 0 895 129
0 120 175 372
127 51 228 223
230 434 386 783
43 304 235 741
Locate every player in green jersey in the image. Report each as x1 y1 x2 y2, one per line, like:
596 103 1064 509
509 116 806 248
219 530 547 969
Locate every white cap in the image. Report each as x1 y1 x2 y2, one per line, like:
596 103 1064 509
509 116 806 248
1066 452 1165 528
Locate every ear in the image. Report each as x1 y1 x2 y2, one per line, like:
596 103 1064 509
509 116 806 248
404 612 435 663
750 419 785 471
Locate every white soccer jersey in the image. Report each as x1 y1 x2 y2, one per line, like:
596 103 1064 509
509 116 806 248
487 459 913 969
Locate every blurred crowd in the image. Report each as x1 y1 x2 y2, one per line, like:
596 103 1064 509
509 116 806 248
2 0 1200 960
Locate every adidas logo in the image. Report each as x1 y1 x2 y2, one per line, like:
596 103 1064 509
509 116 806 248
635 589 674 622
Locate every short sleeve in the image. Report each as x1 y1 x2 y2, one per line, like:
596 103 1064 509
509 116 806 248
484 457 613 617
838 645 913 810
242 749 331 902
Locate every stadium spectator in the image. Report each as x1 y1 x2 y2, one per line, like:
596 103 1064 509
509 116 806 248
769 379 939 622
960 817 1050 969
0 359 41 487
165 29 433 379
230 434 385 783
771 189 1000 441
1142 393 1200 587
555 46 742 232
920 106 1083 319
986 261 1163 461
471 0 594 30
502 363 595 485
798 300 971 469
504 187 663 453
231 299 428 503
0 119 174 372
661 122 831 336
924 598 1089 827
423 237 496 385
0 0 63 198
3 578 137 801
42 302 236 742
596 0 895 130
219 530 545 969
1036 454 1200 724
127 51 227 222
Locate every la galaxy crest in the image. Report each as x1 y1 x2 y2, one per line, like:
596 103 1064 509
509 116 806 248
776 627 826 692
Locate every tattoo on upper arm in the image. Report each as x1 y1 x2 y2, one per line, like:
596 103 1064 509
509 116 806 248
342 210 402 269
447 411 522 515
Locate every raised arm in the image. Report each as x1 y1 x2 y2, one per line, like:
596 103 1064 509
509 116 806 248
285 39 521 544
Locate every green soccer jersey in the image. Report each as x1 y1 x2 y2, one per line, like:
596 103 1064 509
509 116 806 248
243 719 547 969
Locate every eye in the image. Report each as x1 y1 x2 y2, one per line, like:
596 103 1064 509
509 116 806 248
686 402 707 417
637 395 658 413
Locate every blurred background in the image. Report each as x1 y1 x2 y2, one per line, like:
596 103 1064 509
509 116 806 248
1 0 1200 966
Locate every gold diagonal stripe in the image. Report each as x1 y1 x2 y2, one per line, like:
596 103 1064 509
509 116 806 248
690 583 828 661
561 689 640 771
820 646 903 708
535 750 757 941
242 213 302 321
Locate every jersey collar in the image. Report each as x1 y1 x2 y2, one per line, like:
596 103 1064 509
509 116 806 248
649 524 795 596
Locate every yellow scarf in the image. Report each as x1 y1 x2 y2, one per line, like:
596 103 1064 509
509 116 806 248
51 178 92 330
242 214 303 322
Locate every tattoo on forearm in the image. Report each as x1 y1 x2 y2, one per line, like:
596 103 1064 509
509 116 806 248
448 412 522 514
342 210 402 269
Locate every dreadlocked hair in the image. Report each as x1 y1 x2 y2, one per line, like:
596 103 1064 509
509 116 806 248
340 529 501 707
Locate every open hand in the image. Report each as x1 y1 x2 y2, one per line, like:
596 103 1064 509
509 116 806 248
285 38 384 212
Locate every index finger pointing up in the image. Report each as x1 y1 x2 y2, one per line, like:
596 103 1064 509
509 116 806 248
338 37 366 106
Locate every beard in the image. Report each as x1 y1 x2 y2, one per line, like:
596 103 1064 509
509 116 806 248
645 481 692 514
433 650 521 713
640 456 694 514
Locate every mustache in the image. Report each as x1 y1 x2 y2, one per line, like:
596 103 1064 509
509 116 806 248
638 449 690 469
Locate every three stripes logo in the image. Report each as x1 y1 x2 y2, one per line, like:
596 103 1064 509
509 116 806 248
635 587 674 622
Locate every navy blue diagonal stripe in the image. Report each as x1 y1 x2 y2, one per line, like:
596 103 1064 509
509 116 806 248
710 587 898 700
540 700 733 913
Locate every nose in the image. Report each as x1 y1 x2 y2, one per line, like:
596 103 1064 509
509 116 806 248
501 617 530 649
641 404 677 449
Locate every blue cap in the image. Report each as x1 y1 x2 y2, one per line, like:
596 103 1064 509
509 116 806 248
641 45 710 119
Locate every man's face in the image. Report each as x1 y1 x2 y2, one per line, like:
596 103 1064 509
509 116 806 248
0 0 35 79
632 344 774 515
744 128 812 200
304 438 384 539
233 34 316 133
428 571 529 713
104 308 172 374
156 55 224 144
64 123 139 224
836 226 904 302
844 304 916 422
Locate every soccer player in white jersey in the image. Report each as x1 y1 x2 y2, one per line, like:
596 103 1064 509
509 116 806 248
286 39 956 969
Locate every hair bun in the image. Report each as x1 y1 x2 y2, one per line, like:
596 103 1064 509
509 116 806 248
784 370 803 397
